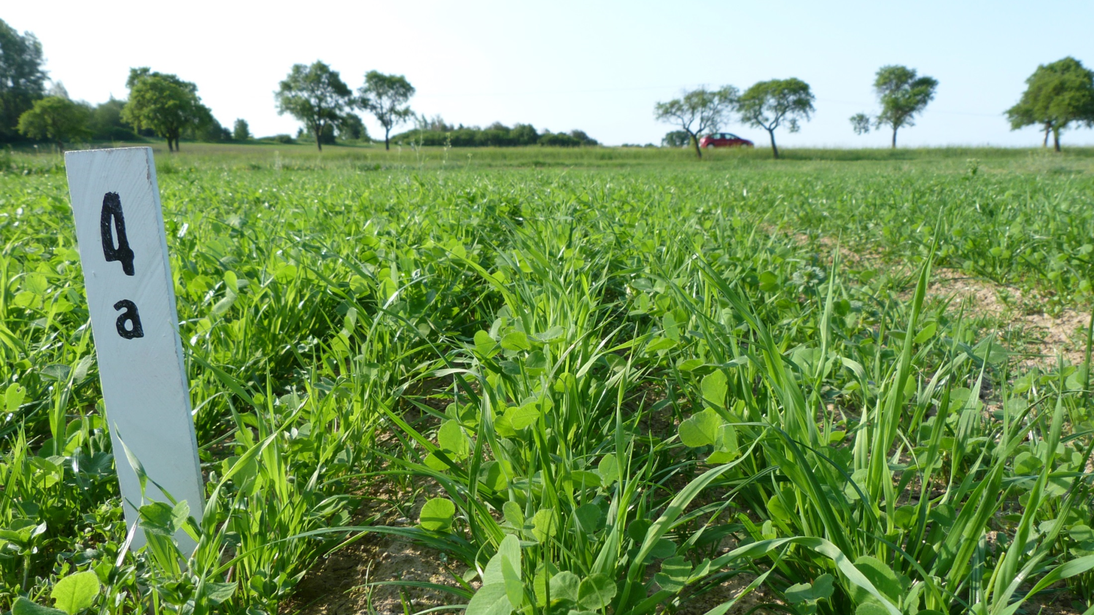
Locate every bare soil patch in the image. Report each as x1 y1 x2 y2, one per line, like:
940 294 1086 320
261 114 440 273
673 572 776 615
917 269 1090 370
779 229 1092 371
282 485 466 615
283 388 465 615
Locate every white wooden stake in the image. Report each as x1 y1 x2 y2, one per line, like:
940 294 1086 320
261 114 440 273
64 147 203 552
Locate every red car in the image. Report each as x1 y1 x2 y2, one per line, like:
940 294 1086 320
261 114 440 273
699 132 754 148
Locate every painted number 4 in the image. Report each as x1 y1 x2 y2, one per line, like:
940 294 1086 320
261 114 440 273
101 192 144 339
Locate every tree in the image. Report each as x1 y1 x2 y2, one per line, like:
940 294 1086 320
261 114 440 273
194 115 230 142
46 81 68 99
16 95 90 151
298 123 335 145
358 71 415 150
121 68 211 152
511 123 537 145
275 61 352 152
183 104 227 142
89 97 137 141
849 66 937 148
0 19 47 141
736 78 814 159
654 86 738 159
875 66 938 147
336 113 367 141
420 114 453 132
1006 57 1094 152
662 130 690 148
233 119 251 141
567 129 598 146
849 113 871 136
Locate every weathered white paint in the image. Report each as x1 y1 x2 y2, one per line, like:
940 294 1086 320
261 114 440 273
64 147 203 552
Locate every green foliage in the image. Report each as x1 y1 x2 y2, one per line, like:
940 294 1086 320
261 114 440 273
358 70 415 150
274 61 352 152
335 113 367 141
538 129 598 147
296 122 335 145
852 65 938 147
394 122 597 147
16 96 90 150
232 118 251 141
0 19 47 141
849 112 871 135
419 498 456 532
50 571 100 614
190 108 230 143
654 85 738 158
2 150 1094 614
661 130 690 148
736 77 815 158
121 68 212 152
9 570 100 615
88 98 138 141
1006 56 1094 151
11 598 65 615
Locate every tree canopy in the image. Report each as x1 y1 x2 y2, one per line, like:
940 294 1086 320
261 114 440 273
390 122 594 147
736 78 814 159
849 113 871 136
233 118 251 141
16 95 90 150
1006 57 1094 151
121 68 211 152
275 61 352 152
359 71 415 150
850 65 937 147
662 130 690 148
654 86 738 158
336 113 368 142
0 19 47 141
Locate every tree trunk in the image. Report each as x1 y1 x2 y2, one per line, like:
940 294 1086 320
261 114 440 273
385 127 391 151
768 129 779 159
1053 128 1061 152
1043 123 1051 147
691 132 702 159
891 128 897 149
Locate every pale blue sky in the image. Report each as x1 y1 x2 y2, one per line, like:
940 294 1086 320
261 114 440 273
7 1 1094 147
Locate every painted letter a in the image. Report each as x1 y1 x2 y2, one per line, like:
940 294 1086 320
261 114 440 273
114 300 144 339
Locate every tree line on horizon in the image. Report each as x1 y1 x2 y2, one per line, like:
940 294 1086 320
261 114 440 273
390 115 599 148
1 18 1092 154
0 20 604 153
657 59 1094 159
273 61 600 151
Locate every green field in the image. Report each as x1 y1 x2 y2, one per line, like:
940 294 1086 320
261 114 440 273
3 145 1094 615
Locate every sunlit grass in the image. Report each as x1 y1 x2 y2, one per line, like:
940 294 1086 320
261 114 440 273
1 149 1093 614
